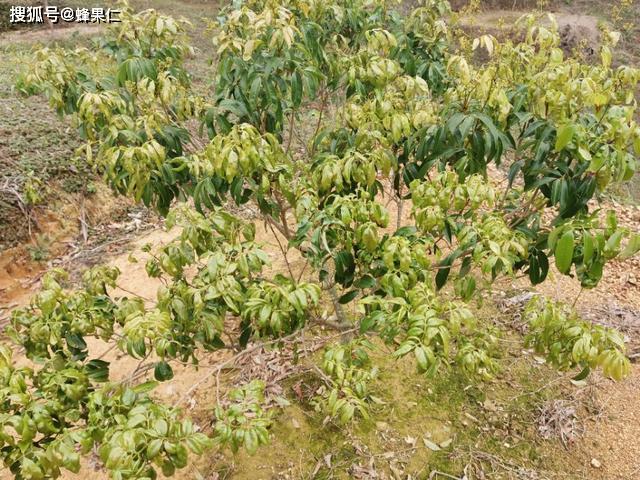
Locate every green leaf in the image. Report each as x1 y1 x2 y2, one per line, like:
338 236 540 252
555 230 574 274
186 433 212 455
239 321 252 348
61 449 80 473
66 332 87 351
572 365 590 381
338 290 359 304
605 210 618 235
339 402 355 424
161 460 176 477
394 226 417 237
435 265 450 290
147 439 163 459
154 419 169 436
528 250 549 285
604 230 624 258
20 458 43 480
393 342 415 358
582 231 595 265
334 250 355 286
620 233 640 259
291 70 303 108
458 276 476 300
154 361 174 381
86 359 110 382
127 414 146 428
133 381 159 394
554 123 575 151
354 275 376 289
121 388 136 407
359 314 377 334
414 346 429 371
577 146 592 161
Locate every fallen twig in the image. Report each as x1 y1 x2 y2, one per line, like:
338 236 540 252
428 470 462 480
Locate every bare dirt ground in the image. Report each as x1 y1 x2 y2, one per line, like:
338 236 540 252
577 365 640 479
0 226 176 480
0 24 102 44
504 198 640 479
0 193 159 329
465 8 640 475
0 213 316 480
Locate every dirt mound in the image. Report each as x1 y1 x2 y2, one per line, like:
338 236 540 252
557 14 600 58
459 9 601 59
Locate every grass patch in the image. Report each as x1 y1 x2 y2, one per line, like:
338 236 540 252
0 0 221 249
196 304 587 479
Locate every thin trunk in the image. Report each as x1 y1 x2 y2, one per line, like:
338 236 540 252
328 284 353 343
43 0 53 30
395 171 404 229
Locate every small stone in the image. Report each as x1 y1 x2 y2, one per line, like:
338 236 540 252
404 435 417 447
591 458 602 469
483 399 498 412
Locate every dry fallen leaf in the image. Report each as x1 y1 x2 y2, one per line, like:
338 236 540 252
404 435 417 447
440 438 453 448
423 438 441 451
376 421 389 430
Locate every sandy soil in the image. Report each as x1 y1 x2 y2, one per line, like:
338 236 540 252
575 365 640 479
506 197 640 479
0 212 313 480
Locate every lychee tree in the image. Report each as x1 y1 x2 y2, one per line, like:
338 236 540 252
4 0 640 478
